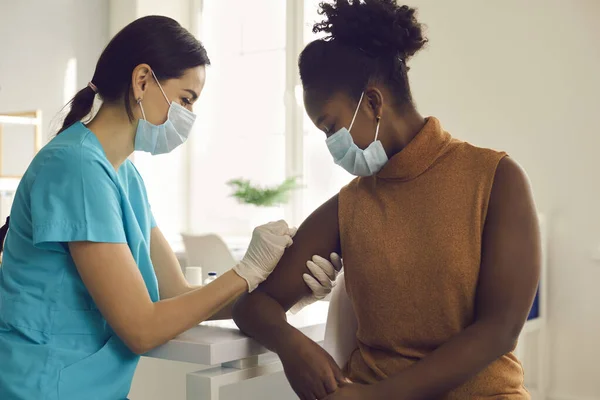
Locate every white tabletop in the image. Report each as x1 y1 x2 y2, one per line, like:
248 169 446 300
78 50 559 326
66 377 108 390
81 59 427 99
144 301 329 366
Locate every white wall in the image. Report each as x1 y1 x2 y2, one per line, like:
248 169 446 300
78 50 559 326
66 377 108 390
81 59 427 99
408 1 600 398
0 0 109 140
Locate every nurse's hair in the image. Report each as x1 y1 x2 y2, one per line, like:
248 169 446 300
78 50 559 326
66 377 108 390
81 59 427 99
299 0 427 107
58 16 210 134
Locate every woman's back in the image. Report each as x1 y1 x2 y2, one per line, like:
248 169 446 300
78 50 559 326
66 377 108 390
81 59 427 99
2 124 110 309
339 117 528 398
0 122 157 399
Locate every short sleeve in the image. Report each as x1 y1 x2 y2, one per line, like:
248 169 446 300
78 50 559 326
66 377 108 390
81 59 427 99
30 147 127 248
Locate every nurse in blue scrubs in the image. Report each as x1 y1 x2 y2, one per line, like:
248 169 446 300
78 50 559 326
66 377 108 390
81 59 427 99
0 16 339 400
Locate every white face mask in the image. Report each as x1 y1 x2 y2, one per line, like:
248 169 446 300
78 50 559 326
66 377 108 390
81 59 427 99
135 70 197 155
325 92 388 176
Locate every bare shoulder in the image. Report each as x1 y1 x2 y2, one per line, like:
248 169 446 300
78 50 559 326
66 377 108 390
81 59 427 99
494 156 530 188
489 157 534 212
486 156 538 242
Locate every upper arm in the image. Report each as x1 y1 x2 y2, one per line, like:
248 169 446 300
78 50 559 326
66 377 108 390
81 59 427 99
69 241 155 352
29 149 154 351
476 157 541 338
255 194 341 311
150 226 190 299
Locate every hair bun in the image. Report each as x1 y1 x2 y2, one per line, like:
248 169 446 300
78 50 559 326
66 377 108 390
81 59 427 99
314 0 427 61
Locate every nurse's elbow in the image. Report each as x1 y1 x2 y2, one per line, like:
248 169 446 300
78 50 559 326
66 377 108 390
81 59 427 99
118 324 156 355
124 333 154 355
110 306 161 354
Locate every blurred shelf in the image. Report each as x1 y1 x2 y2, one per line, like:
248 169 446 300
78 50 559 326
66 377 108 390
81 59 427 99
0 177 20 193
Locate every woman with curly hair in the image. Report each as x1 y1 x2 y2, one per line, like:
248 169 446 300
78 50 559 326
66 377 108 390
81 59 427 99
233 1 540 399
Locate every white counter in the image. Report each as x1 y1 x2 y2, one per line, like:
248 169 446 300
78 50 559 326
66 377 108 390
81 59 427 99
142 301 329 400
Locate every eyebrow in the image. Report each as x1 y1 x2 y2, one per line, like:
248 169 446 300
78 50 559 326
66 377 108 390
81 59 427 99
184 89 199 100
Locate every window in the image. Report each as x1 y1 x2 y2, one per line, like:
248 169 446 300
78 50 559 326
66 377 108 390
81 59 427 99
133 146 187 244
188 0 287 237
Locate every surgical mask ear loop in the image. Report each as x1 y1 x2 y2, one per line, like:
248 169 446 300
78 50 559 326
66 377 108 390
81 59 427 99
136 70 169 122
349 92 365 132
349 92 382 142
150 70 171 106
374 115 381 141
137 98 147 120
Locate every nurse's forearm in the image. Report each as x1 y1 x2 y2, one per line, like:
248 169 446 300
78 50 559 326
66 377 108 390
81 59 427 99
206 298 236 320
136 270 246 354
176 285 237 320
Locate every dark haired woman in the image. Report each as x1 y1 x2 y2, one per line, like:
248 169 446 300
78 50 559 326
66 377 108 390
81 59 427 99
233 1 540 399
0 16 337 400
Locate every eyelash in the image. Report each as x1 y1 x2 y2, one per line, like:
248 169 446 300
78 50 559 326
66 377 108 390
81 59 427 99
182 98 192 105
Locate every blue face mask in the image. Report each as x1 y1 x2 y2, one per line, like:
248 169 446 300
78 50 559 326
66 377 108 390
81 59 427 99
135 70 197 155
325 92 388 176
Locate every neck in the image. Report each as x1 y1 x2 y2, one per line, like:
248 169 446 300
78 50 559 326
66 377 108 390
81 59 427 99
86 103 136 170
381 106 426 158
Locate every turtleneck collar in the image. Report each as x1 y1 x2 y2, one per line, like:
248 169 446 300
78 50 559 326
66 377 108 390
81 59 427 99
377 117 452 181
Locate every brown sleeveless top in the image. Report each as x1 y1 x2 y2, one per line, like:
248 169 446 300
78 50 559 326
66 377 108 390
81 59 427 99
338 117 529 399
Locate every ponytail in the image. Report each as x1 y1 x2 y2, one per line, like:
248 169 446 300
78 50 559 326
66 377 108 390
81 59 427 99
57 86 96 134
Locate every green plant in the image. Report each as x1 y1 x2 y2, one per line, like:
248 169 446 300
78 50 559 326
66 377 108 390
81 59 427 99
227 177 300 207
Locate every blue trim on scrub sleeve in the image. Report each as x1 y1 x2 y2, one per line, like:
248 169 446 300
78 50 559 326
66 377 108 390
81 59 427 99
30 146 127 249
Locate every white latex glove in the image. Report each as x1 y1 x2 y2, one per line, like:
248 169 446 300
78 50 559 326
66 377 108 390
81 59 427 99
290 252 343 314
233 220 297 292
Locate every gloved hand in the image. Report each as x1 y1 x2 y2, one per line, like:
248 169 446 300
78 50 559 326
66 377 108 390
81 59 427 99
290 252 343 314
233 220 297 292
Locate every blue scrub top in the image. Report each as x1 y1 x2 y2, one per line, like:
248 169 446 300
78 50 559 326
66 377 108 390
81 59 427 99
0 122 159 400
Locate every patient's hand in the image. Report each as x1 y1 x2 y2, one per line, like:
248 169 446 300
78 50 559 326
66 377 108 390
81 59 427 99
279 329 348 400
323 383 375 400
